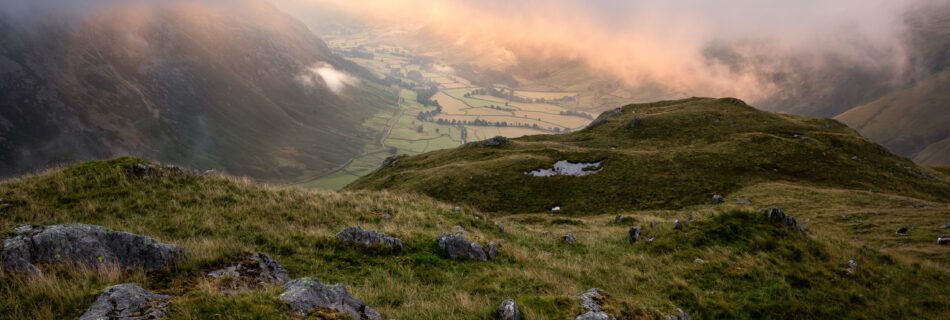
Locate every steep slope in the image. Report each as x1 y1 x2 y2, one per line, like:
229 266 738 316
836 69 950 164
0 0 395 181
0 158 947 319
349 98 950 214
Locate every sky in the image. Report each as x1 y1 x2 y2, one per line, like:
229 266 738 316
272 0 944 101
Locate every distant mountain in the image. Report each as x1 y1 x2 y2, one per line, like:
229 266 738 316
0 0 394 180
348 98 950 214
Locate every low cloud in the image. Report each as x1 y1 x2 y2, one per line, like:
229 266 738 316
297 63 360 94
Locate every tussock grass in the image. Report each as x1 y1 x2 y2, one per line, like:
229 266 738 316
0 157 948 319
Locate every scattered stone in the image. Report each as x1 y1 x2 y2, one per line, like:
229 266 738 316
734 197 752 205
576 288 615 320
711 195 725 205
79 283 169 320
551 206 562 214
336 226 404 252
280 277 382 320
673 219 689 230
488 242 499 260
527 160 603 177
127 163 153 177
851 156 860 161
207 252 290 291
938 235 950 245
564 233 577 244
2 224 182 273
480 136 511 147
763 208 805 233
845 259 859 275
693 258 705 264
497 299 523 320
896 227 909 237
627 226 642 244
437 233 494 261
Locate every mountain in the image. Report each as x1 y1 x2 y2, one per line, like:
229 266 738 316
835 69 950 165
0 0 395 181
348 98 950 214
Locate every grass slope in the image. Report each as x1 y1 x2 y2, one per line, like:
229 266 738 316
1 158 948 319
348 98 950 214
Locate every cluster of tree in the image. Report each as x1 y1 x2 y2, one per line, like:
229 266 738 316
559 110 594 119
432 118 565 133
487 104 517 112
415 87 440 106
463 87 580 106
416 105 443 121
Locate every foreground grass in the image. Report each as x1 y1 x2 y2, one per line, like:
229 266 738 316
0 158 948 319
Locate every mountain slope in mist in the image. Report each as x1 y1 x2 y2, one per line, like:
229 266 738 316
0 0 394 180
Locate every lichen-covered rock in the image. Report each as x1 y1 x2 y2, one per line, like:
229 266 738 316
336 227 404 252
279 277 382 320
437 233 493 261
2 224 182 273
763 208 805 233
497 299 523 320
575 288 615 320
79 283 169 320
627 226 642 244
207 252 290 291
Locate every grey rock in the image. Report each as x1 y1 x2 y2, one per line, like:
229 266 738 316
564 233 577 244
673 219 689 230
437 233 492 261
627 226 642 244
711 194 725 205
127 163 153 177
497 299 523 320
480 136 511 147
942 222 950 229
280 277 381 320
734 197 752 205
938 235 950 245
488 242 499 260
896 227 909 236
576 288 615 320
846 259 859 275
668 308 692 320
208 252 290 290
2 224 182 273
336 227 404 252
613 215 631 224
764 208 805 233
79 283 169 320
381 155 402 167
453 225 467 234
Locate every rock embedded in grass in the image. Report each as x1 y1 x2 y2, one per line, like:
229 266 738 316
437 233 494 261
280 277 382 320
896 227 909 236
79 283 169 320
938 235 950 245
564 233 577 244
673 219 689 230
734 197 752 205
763 208 805 233
576 288 615 320
479 136 511 147
497 299 523 320
336 226 404 252
627 226 642 244
2 224 182 273
207 252 290 291
711 194 725 204
669 308 693 320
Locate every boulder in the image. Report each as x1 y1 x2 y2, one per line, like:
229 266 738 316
437 233 493 261
336 227 404 252
846 259 859 275
711 195 725 205
576 288 615 320
280 277 381 320
127 163 153 177
207 252 290 291
673 219 689 230
564 233 577 244
79 283 169 320
2 224 182 273
497 299 523 320
763 208 805 233
627 226 642 244
938 235 950 245
896 227 909 236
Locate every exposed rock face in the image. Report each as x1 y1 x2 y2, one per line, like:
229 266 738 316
207 252 290 291
764 208 805 233
79 283 169 320
2 224 182 273
497 299 523 320
711 195 725 204
280 277 382 320
575 288 615 320
627 226 642 244
336 227 404 252
480 136 511 147
437 233 494 261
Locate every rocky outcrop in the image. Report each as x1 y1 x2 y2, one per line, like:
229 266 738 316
336 227 404 252
576 288 615 320
480 136 511 147
437 233 495 261
79 283 169 320
497 299 523 320
763 208 805 233
207 252 290 292
280 277 382 320
2 224 182 273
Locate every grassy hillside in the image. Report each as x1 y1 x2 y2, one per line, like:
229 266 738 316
836 69 950 165
1 158 948 319
349 98 950 214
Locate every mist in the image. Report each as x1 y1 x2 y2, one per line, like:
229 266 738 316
274 0 946 105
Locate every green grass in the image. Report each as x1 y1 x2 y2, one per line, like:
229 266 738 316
0 157 948 319
348 97 950 214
